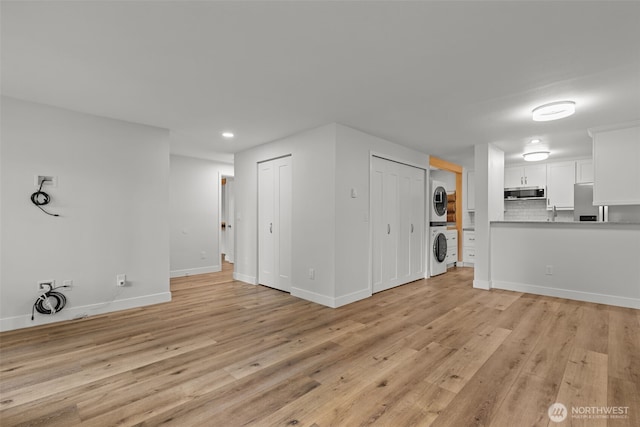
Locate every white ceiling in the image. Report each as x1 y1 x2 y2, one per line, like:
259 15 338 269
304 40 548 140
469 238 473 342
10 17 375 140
2 1 639 167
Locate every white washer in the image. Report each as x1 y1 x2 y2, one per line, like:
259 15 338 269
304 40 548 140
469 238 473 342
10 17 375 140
430 180 447 224
430 226 448 276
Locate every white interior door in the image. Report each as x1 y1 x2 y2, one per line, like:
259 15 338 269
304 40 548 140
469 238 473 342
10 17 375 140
258 162 276 287
382 162 400 288
410 168 425 279
398 171 412 282
371 158 385 291
258 156 291 292
275 157 291 291
226 178 235 263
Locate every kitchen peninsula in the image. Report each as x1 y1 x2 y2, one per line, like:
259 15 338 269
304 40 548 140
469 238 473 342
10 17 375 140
490 221 640 309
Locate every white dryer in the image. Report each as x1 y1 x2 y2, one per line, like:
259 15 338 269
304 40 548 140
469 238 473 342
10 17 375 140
430 226 448 276
430 180 447 224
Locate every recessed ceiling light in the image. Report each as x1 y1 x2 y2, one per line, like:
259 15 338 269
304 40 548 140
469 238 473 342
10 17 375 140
529 138 541 144
523 151 550 162
532 101 576 121
222 132 234 138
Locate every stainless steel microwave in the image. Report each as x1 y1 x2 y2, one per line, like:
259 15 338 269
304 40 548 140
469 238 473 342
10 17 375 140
504 187 546 200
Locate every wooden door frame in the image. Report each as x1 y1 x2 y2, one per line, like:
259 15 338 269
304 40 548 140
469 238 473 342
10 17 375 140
429 156 463 262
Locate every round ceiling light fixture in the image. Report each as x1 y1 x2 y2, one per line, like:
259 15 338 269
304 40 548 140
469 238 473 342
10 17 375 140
523 151 550 162
532 101 576 121
222 132 235 138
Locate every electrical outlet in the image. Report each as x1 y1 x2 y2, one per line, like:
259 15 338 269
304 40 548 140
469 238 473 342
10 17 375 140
545 265 553 275
116 274 126 287
308 268 315 280
37 279 55 292
63 279 73 291
34 175 57 187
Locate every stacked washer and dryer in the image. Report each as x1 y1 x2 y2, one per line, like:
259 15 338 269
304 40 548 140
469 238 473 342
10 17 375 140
429 180 448 276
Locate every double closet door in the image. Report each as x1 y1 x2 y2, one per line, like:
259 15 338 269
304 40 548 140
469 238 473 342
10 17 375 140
371 156 425 293
258 156 292 292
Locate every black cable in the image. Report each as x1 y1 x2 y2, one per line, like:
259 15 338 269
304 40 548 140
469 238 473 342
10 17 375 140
30 180 59 217
31 284 68 320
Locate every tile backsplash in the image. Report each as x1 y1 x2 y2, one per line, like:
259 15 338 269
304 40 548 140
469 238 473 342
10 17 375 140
504 199 574 222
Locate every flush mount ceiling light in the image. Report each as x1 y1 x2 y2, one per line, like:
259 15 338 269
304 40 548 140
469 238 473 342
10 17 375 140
222 132 234 138
532 101 576 121
523 151 550 162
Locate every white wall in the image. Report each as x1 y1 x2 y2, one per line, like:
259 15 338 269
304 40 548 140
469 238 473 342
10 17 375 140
233 124 337 304
0 97 171 331
430 169 456 193
491 222 640 308
234 123 430 308
473 143 504 290
334 124 430 304
169 155 233 277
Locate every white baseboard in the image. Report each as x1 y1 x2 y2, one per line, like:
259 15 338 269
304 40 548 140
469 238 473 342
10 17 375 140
473 279 491 290
170 265 221 278
492 281 640 309
334 288 371 307
233 272 257 285
0 292 172 332
291 287 335 308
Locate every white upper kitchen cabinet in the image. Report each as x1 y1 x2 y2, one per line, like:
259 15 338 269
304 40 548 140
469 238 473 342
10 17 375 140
576 159 594 183
504 164 547 188
590 123 640 205
466 170 475 211
547 161 576 210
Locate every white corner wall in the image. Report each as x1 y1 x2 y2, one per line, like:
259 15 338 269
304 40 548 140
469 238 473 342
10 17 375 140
473 143 504 290
0 97 171 331
334 124 430 305
170 155 233 277
233 124 337 305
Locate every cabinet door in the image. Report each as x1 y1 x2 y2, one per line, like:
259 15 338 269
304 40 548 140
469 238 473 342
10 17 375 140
547 161 576 209
576 159 594 183
593 126 640 205
504 166 523 188
467 170 475 211
523 164 547 188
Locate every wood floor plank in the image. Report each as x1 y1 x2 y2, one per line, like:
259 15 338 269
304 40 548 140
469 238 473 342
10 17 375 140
1 265 638 427
553 347 609 427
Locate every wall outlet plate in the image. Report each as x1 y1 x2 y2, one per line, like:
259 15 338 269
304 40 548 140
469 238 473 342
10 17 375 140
116 274 126 287
37 279 55 292
34 175 58 187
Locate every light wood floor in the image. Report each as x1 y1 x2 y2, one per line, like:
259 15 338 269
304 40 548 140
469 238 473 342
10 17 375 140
1 263 639 426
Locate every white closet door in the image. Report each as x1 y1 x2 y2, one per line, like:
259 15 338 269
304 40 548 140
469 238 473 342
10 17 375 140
258 156 292 292
274 157 292 291
372 157 426 293
371 158 385 291
258 162 276 287
410 168 425 279
398 169 412 283
382 161 400 288
226 178 235 264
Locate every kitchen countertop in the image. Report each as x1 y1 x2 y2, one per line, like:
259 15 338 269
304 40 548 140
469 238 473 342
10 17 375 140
492 221 640 226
